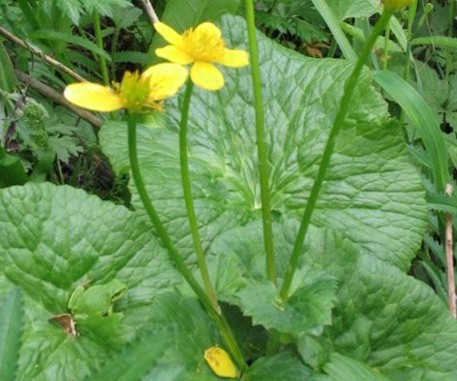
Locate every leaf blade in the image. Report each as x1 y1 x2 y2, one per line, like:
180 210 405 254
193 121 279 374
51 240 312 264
0 288 23 381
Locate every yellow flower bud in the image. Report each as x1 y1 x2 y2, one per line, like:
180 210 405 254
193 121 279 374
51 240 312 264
382 0 412 11
204 346 238 378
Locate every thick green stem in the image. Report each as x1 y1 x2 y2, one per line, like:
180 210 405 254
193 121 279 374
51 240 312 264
245 0 277 284
93 10 109 85
280 9 394 301
127 113 247 372
179 80 218 307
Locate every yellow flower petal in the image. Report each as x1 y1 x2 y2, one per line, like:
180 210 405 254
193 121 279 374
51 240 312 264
190 61 224 90
143 63 188 100
154 21 184 48
155 46 194 65
204 347 237 378
194 22 222 40
64 82 124 112
217 49 249 67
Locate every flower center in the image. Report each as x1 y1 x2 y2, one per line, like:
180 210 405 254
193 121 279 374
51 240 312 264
115 71 162 112
183 28 225 62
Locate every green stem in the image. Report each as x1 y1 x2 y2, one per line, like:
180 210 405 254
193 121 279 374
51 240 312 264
110 27 121 79
400 0 418 134
93 9 109 85
179 80 218 307
245 0 277 284
446 0 455 98
127 113 247 372
279 9 394 301
383 21 390 70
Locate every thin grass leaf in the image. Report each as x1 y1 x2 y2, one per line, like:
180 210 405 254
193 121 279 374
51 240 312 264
0 42 16 92
374 70 449 192
388 15 407 51
310 0 357 61
410 36 457 50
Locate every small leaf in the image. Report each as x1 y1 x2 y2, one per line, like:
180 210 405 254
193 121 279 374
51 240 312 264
0 147 27 188
237 268 337 337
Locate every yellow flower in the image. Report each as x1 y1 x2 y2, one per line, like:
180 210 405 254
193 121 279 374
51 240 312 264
204 346 238 378
382 0 412 10
154 21 249 91
64 63 188 112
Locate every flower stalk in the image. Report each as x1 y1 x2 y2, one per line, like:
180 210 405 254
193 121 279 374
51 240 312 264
245 0 277 284
127 112 247 372
280 9 395 301
179 80 218 307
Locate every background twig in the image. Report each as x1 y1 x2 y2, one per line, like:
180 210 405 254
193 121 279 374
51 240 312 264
15 70 103 128
0 26 86 82
141 0 159 23
445 183 456 318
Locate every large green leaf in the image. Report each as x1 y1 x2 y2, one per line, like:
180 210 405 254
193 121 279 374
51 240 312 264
299 232 457 381
0 288 23 381
101 15 427 271
0 12 437 381
89 293 222 381
247 350 313 380
323 353 393 381
0 183 181 380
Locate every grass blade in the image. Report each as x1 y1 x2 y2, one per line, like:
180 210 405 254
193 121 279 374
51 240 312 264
374 70 449 192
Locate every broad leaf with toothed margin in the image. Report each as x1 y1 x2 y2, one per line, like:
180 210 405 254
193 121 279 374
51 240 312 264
101 15 427 272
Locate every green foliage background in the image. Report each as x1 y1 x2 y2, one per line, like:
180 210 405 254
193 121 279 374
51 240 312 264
1 1 457 380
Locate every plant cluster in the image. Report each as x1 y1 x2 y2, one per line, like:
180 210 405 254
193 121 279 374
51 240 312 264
1 1 457 381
